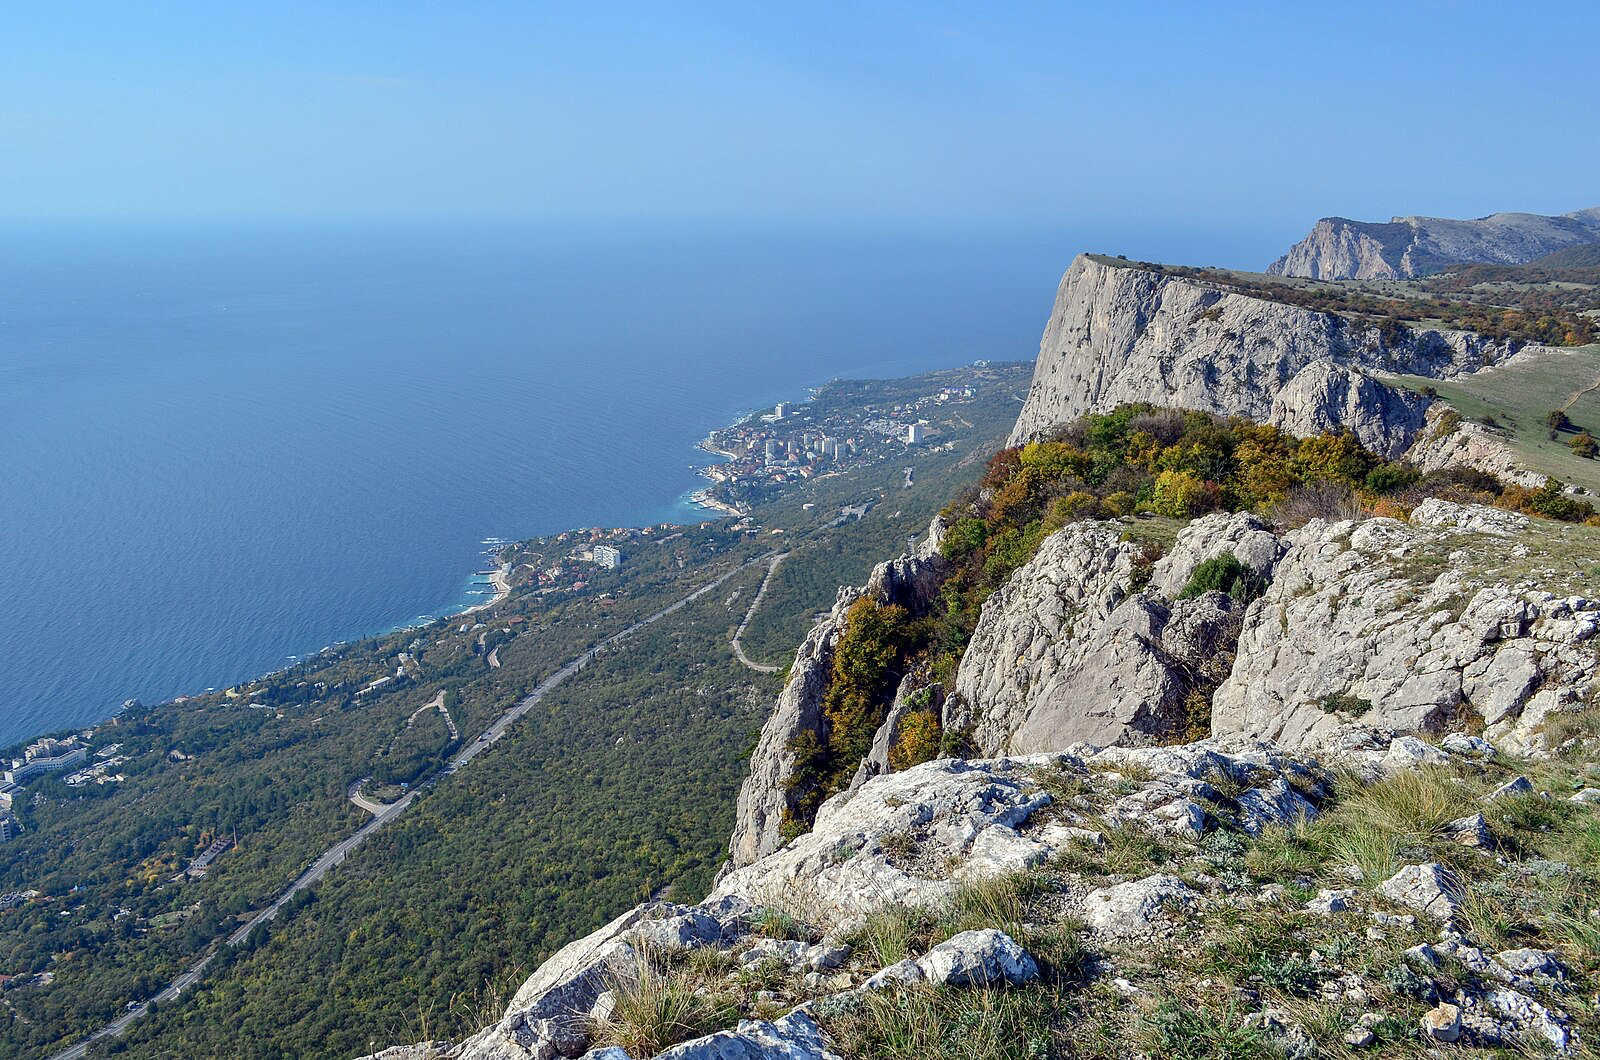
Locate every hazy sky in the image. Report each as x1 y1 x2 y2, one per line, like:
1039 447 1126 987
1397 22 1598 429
2 2 1595 234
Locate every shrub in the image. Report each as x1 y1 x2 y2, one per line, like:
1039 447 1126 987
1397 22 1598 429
1572 431 1598 458
1101 490 1135 517
1528 480 1593 522
939 518 988 561
1317 693 1372 717
1363 463 1420 495
1177 553 1265 605
1291 431 1376 487
888 710 942 771
1271 481 1367 527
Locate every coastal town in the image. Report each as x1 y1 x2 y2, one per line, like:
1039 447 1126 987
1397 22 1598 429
694 367 1002 515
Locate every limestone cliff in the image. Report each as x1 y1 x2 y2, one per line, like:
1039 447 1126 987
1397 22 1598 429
725 517 949 870
1211 499 1600 755
1268 208 1600 280
1004 254 1499 454
946 513 1281 754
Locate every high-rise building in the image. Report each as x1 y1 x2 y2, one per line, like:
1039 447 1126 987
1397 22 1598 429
905 423 925 444
593 545 623 569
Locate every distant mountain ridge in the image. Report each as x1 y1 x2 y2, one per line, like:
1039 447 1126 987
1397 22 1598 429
1269 206 1600 279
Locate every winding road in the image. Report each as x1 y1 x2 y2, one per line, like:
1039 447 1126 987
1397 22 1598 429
47 549 779 1060
730 552 788 673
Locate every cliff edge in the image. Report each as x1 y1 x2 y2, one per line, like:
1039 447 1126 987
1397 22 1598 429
1005 254 1501 458
1269 208 1600 280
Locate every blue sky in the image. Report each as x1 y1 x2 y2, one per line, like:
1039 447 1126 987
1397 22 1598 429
1 2 1595 234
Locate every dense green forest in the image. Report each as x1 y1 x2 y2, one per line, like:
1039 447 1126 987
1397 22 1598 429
0 523 759 1058
0 362 1025 1059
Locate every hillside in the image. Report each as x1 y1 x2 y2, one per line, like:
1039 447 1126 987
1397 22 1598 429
1534 242 1600 268
46 365 1029 1060
1269 208 1600 279
365 400 1600 1058
1389 343 1600 495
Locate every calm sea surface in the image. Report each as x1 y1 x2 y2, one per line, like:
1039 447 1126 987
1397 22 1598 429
0 220 1109 746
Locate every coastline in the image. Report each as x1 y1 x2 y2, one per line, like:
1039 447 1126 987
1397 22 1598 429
457 562 514 617
688 488 747 519
13 384 814 751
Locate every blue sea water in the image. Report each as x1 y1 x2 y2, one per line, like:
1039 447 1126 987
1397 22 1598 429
0 219 1213 748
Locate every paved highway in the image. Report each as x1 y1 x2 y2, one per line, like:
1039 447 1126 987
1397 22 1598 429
47 550 777 1060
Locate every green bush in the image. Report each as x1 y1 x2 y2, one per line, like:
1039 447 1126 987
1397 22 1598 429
1177 554 1265 605
1363 463 1420 494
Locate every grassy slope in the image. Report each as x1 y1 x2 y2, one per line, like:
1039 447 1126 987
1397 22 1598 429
822 746 1600 1060
1387 344 1600 494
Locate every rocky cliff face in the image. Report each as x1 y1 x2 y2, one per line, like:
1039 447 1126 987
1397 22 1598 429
1268 361 1432 460
947 513 1282 754
1004 255 1500 454
945 499 1598 763
1212 499 1600 755
1269 208 1600 280
725 518 950 870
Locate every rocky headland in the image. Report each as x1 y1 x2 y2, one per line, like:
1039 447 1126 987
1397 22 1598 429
361 227 1600 1060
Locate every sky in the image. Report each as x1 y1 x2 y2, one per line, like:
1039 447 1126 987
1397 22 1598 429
1 2 1596 242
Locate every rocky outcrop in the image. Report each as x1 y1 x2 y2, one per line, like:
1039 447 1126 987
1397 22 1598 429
1269 208 1600 279
714 738 1321 920
1269 361 1431 459
1402 404 1546 488
360 738 1336 1060
1212 500 1600 754
1146 510 1287 599
1006 255 1501 449
360 718 1600 1060
725 518 949 869
951 499 1595 762
949 513 1282 754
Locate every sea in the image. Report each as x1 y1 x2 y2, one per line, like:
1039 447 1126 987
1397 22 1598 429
0 218 1260 748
